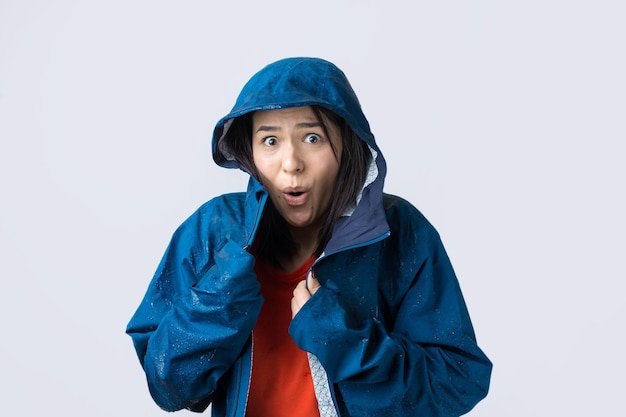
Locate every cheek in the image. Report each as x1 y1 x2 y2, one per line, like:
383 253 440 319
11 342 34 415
252 155 273 183
320 156 341 186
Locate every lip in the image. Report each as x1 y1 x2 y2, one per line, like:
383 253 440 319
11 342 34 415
281 187 309 206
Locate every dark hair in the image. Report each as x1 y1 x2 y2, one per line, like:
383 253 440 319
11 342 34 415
225 106 372 267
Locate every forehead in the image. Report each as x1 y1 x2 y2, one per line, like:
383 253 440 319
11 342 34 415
252 106 317 126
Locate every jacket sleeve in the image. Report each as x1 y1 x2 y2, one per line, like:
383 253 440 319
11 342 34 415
289 206 492 416
126 209 262 412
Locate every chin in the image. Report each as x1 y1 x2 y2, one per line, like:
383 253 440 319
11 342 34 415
286 220 313 229
284 216 316 229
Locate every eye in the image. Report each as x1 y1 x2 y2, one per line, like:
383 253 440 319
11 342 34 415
262 136 278 146
304 133 322 144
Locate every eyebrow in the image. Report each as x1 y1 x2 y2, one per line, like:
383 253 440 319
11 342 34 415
255 121 323 133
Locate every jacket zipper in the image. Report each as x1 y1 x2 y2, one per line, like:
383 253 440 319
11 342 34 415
306 230 391 415
241 335 253 417
231 337 253 417
237 190 262 416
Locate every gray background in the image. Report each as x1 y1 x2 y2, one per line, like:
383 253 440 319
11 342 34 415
1 1 624 415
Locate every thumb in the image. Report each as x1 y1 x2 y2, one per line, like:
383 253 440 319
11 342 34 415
307 270 321 295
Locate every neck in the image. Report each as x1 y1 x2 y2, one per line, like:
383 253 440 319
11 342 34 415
278 224 319 273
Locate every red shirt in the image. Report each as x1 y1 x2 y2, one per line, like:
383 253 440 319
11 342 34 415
246 256 319 417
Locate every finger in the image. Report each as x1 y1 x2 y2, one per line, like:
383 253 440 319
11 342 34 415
290 297 300 319
293 280 311 303
291 280 310 318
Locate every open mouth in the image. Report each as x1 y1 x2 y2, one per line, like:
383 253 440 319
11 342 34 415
283 189 308 206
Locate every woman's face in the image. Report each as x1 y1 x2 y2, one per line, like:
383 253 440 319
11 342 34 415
252 106 342 232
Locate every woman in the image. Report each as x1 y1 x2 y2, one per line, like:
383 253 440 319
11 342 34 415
126 57 492 416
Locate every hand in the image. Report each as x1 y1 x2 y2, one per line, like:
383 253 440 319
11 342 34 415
291 271 321 319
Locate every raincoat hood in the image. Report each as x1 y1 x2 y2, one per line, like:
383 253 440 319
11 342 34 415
211 57 389 254
212 57 381 168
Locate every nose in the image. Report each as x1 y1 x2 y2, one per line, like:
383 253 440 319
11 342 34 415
281 141 303 173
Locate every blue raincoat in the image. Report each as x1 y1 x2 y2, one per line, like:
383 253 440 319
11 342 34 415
126 57 492 416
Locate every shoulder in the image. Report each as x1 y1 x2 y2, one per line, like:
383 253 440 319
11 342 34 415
170 192 248 246
382 193 444 253
154 192 250 278
383 194 438 235
193 192 248 219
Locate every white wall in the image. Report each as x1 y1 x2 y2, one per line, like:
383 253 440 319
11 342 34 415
1 1 624 415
